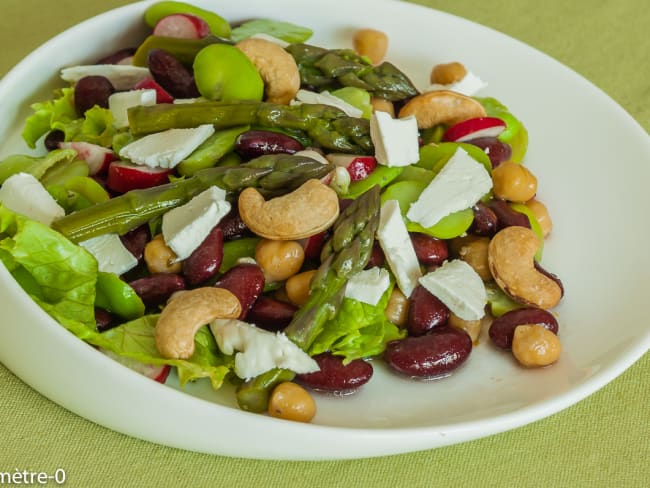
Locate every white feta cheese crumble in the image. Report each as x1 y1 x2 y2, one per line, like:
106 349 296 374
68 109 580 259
119 124 215 169
60 65 151 91
425 70 488 97
161 186 230 261
406 147 492 228
293 89 363 118
210 319 320 380
108 89 157 129
418 259 487 321
376 199 422 297
369 111 419 167
0 173 64 226
79 233 138 276
344 267 391 306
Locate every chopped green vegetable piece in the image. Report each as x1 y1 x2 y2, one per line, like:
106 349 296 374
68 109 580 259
177 125 249 176
0 149 78 185
477 97 529 162
220 237 260 273
331 87 373 119
231 18 313 44
95 271 145 321
132 35 229 67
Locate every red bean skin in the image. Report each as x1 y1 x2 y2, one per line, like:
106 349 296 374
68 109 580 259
235 130 304 160
470 202 498 237
385 327 472 379
487 199 530 230
128 273 186 307
147 48 199 98
214 264 265 319
182 226 224 285
407 285 450 336
246 296 297 332
409 232 448 266
489 307 559 349
296 353 373 393
120 225 150 262
74 75 114 116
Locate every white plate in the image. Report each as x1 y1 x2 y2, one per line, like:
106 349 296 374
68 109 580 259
0 0 649 460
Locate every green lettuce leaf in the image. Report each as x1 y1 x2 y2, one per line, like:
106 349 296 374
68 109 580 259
22 88 77 148
0 149 78 185
309 282 406 363
231 19 313 43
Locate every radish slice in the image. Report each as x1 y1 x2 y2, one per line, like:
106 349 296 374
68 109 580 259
107 161 173 193
153 14 211 39
99 348 171 383
133 77 174 103
326 154 377 181
59 141 117 175
443 117 506 143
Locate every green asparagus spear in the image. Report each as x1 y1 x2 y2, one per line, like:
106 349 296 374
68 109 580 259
127 101 373 155
52 155 334 243
286 44 419 102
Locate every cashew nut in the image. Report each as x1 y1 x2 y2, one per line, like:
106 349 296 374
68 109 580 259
155 287 242 359
487 226 562 309
238 179 340 240
398 90 487 129
236 38 301 105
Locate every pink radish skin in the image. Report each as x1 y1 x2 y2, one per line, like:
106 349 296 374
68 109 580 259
443 117 507 143
59 141 117 175
326 154 377 181
99 348 171 384
107 161 173 193
133 77 174 103
153 14 210 39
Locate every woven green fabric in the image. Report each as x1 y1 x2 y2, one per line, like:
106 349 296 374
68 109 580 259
1 1 648 486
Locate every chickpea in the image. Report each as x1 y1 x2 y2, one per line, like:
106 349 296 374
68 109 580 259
285 269 317 306
430 61 467 85
448 313 482 344
255 239 305 283
492 161 538 203
384 287 409 327
352 28 388 65
144 234 182 274
268 381 316 423
455 236 492 281
512 324 562 368
371 97 395 117
525 198 553 237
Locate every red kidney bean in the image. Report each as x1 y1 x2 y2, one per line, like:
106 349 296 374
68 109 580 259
465 136 512 168
534 263 565 297
489 307 559 349
214 263 265 319
128 273 186 307
470 202 498 237
147 48 200 98
296 352 373 393
182 226 224 285
409 232 448 266
96 47 136 64
74 75 115 116
365 242 385 269
235 130 304 160
95 307 116 332
299 231 328 260
246 296 297 331
487 199 531 230
385 326 472 378
120 225 151 262
218 209 251 239
407 285 450 336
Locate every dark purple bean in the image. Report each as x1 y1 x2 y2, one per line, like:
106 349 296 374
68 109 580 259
409 232 448 266
96 47 136 65
385 326 472 379
147 48 200 98
44 130 65 151
214 263 265 319
465 136 512 168
534 262 565 297
487 199 531 230
489 307 559 349
407 285 450 336
74 75 115 116
128 273 186 307
246 296 297 331
235 130 304 160
95 308 117 332
470 202 498 237
182 226 224 285
120 225 151 262
218 209 251 239
296 353 373 393
365 242 385 269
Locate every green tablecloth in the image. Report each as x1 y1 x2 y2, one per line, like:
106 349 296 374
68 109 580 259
1 1 648 486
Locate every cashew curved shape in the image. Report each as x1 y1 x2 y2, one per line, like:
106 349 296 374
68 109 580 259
487 226 562 309
155 287 242 359
238 179 340 240
398 90 487 129
236 38 301 105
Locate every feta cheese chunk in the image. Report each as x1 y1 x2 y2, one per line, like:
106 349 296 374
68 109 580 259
376 199 422 297
119 124 215 169
344 267 391 306
60 65 151 91
161 186 230 261
210 319 320 380
406 147 492 228
79 233 138 275
294 89 363 118
425 70 488 97
369 111 419 167
419 259 487 320
0 173 64 225
108 89 157 129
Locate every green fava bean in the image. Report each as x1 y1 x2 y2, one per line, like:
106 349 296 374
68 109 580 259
219 237 260 274
476 97 529 162
417 142 492 174
177 125 249 176
346 165 403 199
132 35 227 68
144 1 231 38
95 271 145 321
485 281 524 317
64 176 110 204
193 44 264 101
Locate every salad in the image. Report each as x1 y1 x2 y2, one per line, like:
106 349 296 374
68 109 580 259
0 1 564 423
